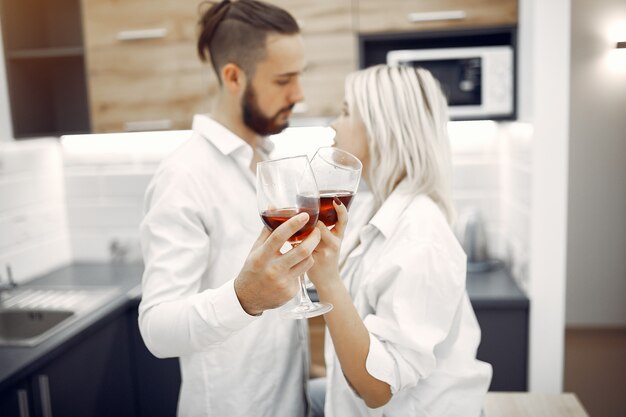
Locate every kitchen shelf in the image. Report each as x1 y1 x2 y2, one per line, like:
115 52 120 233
0 0 91 138
7 47 85 60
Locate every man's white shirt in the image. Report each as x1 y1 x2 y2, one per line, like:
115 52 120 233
139 115 308 417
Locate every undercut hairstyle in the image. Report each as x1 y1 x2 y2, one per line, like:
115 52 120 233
345 64 455 224
197 0 300 83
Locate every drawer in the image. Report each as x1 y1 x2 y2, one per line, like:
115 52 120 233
270 0 353 34
85 41 205 77
81 0 200 48
88 70 214 132
299 33 356 117
356 0 518 34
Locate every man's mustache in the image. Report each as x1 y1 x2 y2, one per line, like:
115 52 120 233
277 104 295 115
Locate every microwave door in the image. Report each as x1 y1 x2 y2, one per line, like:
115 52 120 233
411 58 482 107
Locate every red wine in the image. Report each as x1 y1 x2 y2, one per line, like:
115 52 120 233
318 190 354 227
261 207 319 244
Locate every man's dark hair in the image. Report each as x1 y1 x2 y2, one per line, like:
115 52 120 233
197 0 300 83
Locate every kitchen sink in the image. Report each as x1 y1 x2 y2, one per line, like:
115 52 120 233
0 309 74 341
0 287 120 347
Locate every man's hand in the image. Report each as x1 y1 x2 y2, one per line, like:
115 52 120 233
234 213 321 315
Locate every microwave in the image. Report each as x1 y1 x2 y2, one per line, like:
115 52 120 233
387 45 514 120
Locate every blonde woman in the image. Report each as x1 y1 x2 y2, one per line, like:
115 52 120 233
307 64 492 417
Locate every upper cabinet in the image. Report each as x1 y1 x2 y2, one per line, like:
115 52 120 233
0 0 91 138
356 0 518 33
2 0 519 137
269 0 355 118
81 0 215 133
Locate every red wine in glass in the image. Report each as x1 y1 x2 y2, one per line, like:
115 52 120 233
318 190 355 227
261 207 319 244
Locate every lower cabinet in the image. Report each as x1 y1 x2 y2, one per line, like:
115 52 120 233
0 380 31 417
127 306 181 417
0 313 136 417
475 306 529 391
0 304 182 417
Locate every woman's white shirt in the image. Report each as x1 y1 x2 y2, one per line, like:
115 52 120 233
325 182 492 417
139 115 308 417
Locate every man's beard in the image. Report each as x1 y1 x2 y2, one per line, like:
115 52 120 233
242 84 294 136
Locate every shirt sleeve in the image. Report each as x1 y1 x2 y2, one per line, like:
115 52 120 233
360 239 466 395
138 165 259 359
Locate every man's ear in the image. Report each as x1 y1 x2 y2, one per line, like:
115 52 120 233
221 63 246 93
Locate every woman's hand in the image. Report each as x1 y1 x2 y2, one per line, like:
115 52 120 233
307 198 348 291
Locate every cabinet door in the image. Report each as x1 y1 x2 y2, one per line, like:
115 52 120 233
127 306 181 417
357 0 518 34
81 0 214 132
0 380 33 417
475 307 528 391
31 314 136 417
270 0 356 118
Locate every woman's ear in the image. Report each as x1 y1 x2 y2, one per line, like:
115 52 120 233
221 63 246 94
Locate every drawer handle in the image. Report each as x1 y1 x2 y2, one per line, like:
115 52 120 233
38 375 53 417
124 119 173 132
116 28 168 41
408 10 467 23
17 389 30 417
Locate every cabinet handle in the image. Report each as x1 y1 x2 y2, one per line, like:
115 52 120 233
124 119 173 132
37 375 53 417
17 389 30 417
116 28 168 42
408 10 467 23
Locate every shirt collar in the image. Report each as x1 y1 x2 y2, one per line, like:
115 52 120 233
192 114 274 161
368 179 416 238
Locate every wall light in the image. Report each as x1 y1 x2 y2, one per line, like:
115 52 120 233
617 41 626 49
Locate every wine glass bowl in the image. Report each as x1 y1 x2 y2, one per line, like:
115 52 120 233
310 147 362 228
256 155 332 319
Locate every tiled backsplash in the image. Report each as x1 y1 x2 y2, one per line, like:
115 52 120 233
0 139 72 284
1 124 533 290
62 131 187 263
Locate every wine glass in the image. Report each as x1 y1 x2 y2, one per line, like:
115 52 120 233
257 155 333 319
310 147 362 228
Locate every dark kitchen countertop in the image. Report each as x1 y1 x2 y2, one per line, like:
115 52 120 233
0 262 527 390
0 263 144 391
310 263 528 309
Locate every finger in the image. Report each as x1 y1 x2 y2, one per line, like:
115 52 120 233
315 221 335 244
289 255 315 278
262 212 311 254
252 226 272 250
333 199 349 238
281 228 320 267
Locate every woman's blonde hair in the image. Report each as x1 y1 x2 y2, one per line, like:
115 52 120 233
345 64 455 224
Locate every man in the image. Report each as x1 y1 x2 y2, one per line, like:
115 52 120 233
139 1 319 416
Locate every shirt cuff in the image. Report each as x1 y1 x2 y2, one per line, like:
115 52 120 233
364 332 400 395
206 279 260 331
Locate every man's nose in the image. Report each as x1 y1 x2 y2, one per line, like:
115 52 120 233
290 79 305 104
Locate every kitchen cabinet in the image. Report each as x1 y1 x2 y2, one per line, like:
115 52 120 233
80 0 356 130
0 314 136 417
0 380 32 417
270 0 356 118
356 0 518 34
127 305 181 417
0 0 91 138
81 0 214 133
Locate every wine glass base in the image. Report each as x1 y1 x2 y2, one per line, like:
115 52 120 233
279 302 333 319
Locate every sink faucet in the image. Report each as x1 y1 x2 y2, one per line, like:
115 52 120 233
0 265 17 295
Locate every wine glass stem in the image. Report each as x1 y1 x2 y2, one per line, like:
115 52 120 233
298 274 315 307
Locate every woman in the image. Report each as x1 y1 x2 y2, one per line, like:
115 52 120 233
307 64 492 417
